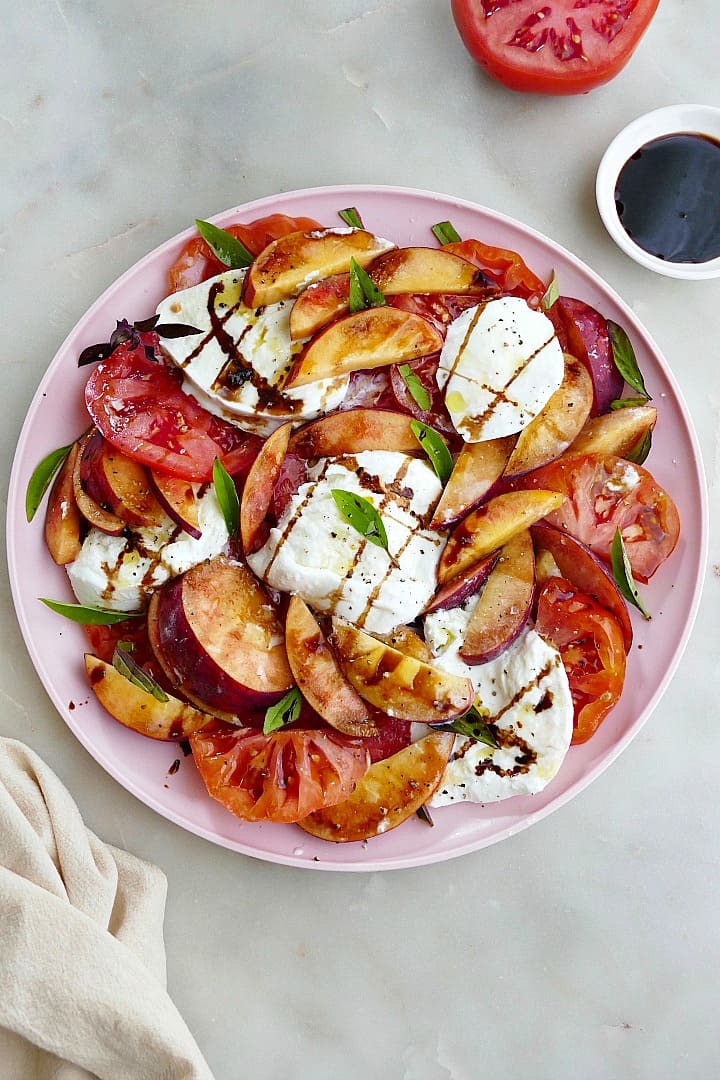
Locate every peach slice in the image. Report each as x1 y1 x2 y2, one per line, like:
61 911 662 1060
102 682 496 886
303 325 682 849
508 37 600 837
85 653 215 740
72 433 126 536
459 530 535 663
438 489 566 585
424 552 498 614
284 596 376 737
565 404 657 459
503 355 593 479
430 436 515 530
151 473 201 539
289 408 420 458
289 273 350 340
331 621 474 723
285 307 443 388
45 442 83 565
376 625 433 663
99 447 167 527
243 229 393 308
240 421 292 554
369 246 495 297
297 731 454 843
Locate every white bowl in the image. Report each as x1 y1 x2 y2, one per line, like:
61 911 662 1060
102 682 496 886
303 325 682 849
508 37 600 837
596 104 720 280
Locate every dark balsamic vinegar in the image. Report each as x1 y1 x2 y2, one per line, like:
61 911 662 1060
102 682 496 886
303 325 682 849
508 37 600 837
614 133 720 264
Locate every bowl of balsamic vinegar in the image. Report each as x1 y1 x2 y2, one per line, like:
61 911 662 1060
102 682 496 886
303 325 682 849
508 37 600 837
596 104 720 280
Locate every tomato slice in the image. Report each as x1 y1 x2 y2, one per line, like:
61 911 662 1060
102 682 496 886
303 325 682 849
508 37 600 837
167 213 323 294
535 577 626 743
190 726 370 823
85 341 261 483
520 453 680 582
451 1 660 96
442 239 545 302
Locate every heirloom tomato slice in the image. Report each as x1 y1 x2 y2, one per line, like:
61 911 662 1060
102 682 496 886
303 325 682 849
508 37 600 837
451 1 659 96
535 577 626 743
190 727 370 824
442 239 545 303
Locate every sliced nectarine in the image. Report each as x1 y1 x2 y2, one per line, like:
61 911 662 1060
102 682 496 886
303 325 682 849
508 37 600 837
289 408 420 458
430 435 515 530
45 442 83 565
72 433 126 535
151 472 201 539
240 421 292 554
369 246 496 297
565 405 657 459
289 273 350 340
459 530 535 663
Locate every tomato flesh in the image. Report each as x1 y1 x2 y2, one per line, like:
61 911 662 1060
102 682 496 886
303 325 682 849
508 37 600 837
442 239 545 302
451 0 660 95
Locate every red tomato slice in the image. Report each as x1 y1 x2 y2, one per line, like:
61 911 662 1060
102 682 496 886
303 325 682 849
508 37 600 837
521 453 680 582
442 239 545 302
189 727 370 823
85 342 261 483
451 0 660 96
535 577 626 743
167 214 322 294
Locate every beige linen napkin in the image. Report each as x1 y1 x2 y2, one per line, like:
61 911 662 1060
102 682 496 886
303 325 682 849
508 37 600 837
0 737 215 1080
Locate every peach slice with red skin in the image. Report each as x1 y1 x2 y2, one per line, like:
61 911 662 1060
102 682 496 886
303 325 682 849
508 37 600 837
289 408 421 459
45 442 83 565
430 436 515 530
284 596 376 737
80 431 166 528
459 530 535 664
285 307 443 388
242 228 393 308
85 653 216 740
297 731 455 843
72 432 126 536
564 405 657 460
424 552 498 614
240 421 292 554
290 273 351 340
331 621 474 723
438 489 566 585
151 472 201 539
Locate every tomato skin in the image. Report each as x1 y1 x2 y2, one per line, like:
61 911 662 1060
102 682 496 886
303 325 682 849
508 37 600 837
85 341 261 482
451 0 660 96
190 726 370 823
535 577 626 743
442 239 545 303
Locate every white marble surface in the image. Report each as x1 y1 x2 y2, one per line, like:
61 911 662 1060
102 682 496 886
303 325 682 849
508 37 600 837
2 2 720 1078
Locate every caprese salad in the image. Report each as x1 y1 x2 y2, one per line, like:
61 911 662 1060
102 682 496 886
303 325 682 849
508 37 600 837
28 207 680 843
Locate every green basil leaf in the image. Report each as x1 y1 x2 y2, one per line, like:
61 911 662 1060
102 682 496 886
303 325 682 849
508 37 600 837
431 220 462 245
195 219 253 269
263 686 303 735
415 804 434 827
625 429 653 466
430 704 498 748
348 257 386 314
212 458 239 537
26 444 73 522
113 642 168 702
609 396 652 410
331 489 390 552
608 320 650 399
338 206 364 229
611 528 651 620
409 420 453 486
39 599 143 625
398 363 431 411
540 270 559 311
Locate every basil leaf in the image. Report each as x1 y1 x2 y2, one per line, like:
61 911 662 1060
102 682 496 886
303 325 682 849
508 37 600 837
331 489 390 552
541 270 559 311
431 220 462 245
195 219 253 269
348 258 386 314
611 528 651 620
416 805 434 827
154 323 203 339
39 598 143 625
263 686 302 735
113 642 168 702
410 420 453 486
26 444 73 522
608 320 650 399
398 363 431 411
212 458 239 537
78 342 115 367
339 206 364 229
626 429 652 466
132 314 160 333
609 396 652 411
430 704 498 748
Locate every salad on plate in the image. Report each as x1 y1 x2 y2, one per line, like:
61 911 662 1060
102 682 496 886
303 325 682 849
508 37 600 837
28 206 680 845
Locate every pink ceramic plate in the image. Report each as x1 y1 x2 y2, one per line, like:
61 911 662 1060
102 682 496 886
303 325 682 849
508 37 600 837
7 186 708 871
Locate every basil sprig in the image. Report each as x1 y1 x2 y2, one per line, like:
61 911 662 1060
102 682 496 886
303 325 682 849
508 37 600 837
348 258 386 314
78 316 202 367
195 219 254 269
608 320 650 400
39 598 143 625
430 704 498 748
26 444 73 522
212 458 239 537
416 805 434 827
431 220 462 245
331 489 391 555
611 528 651 620
338 206 364 229
540 270 559 312
410 420 453 485
264 687 303 735
398 364 431 411
609 396 652 411
113 642 168 702
625 429 652 466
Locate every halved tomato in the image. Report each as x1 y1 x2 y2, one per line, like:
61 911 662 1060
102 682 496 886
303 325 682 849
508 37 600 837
518 453 680 582
189 727 370 823
85 342 261 483
535 576 626 743
451 0 660 96
442 239 545 303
